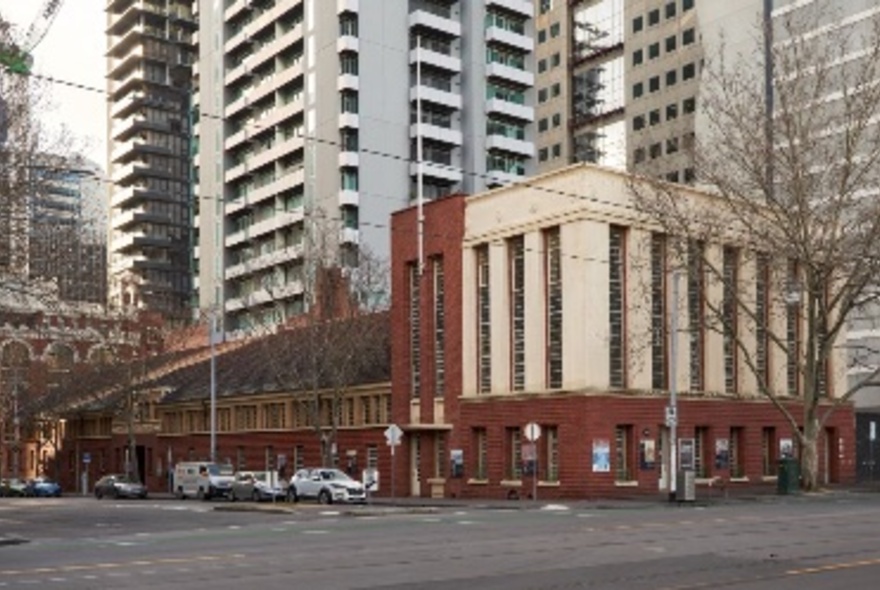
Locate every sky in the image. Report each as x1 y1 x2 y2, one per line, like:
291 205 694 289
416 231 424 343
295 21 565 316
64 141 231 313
2 0 107 170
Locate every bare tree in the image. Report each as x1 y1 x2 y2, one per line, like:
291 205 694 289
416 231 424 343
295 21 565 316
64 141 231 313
253 209 390 468
630 3 880 491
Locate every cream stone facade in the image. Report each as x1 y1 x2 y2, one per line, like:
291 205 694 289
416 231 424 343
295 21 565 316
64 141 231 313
460 163 847 401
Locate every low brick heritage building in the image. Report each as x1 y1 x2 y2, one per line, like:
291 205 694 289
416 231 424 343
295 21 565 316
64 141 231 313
391 164 855 500
57 312 391 495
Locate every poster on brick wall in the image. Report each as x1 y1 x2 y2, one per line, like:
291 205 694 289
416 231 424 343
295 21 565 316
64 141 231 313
592 439 610 473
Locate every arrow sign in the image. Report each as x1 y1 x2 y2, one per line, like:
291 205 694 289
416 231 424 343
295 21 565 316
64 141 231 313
384 423 403 447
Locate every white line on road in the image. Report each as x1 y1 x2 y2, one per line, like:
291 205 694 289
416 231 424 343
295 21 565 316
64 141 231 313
302 530 328 534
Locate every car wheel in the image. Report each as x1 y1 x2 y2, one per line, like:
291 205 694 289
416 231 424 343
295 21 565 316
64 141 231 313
318 489 332 505
95 490 103 500
252 490 260 503
230 490 237 502
287 488 299 503
112 488 120 500
175 487 184 500
197 487 206 501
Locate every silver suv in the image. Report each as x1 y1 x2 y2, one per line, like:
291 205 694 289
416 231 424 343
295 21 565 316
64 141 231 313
287 468 366 504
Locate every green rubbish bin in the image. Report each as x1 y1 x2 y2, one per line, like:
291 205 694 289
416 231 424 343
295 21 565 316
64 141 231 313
777 457 800 495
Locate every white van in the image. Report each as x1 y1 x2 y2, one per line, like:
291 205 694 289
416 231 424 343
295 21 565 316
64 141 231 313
173 462 235 500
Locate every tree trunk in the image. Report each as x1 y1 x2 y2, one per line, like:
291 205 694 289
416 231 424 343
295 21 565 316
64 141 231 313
801 416 820 491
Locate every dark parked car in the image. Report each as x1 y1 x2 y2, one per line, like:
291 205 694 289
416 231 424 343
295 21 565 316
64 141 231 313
94 474 147 499
26 477 62 497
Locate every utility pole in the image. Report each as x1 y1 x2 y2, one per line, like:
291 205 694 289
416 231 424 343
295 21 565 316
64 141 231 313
668 271 680 502
209 308 217 463
12 377 20 478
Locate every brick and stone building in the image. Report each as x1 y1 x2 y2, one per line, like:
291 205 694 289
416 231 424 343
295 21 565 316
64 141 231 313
391 163 855 500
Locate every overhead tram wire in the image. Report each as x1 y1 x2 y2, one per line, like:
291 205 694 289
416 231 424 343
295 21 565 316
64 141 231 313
3 65 756 272
9 67 648 219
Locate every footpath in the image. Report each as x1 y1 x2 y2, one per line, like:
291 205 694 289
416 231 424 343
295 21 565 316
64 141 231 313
196 481 880 516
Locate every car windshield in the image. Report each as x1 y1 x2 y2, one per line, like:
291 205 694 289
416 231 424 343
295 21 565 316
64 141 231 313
208 465 234 476
320 470 351 481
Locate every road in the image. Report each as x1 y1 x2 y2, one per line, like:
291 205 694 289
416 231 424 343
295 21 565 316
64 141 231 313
2 493 880 589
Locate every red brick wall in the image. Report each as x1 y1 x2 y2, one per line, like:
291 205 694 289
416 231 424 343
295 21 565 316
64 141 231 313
452 394 855 500
390 195 466 494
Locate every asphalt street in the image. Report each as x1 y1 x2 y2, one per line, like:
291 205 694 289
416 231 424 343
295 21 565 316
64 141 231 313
2 493 880 589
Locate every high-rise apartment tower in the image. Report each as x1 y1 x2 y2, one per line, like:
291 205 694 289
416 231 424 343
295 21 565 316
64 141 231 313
194 0 537 335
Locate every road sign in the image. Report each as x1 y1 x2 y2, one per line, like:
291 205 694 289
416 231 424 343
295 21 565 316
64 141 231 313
665 406 677 428
82 452 91 464
524 422 541 442
871 421 876 442
384 423 403 447
363 468 379 492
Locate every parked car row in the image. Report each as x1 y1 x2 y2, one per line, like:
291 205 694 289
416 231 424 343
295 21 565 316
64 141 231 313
0 477 62 498
81 464 368 505
170 462 368 505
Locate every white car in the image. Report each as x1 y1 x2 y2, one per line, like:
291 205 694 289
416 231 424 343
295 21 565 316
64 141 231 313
287 468 366 504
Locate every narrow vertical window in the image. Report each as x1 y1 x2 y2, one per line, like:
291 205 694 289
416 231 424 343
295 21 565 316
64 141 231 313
545 228 563 388
614 425 633 481
651 234 667 389
688 240 705 391
609 226 627 388
434 433 446 478
366 445 378 469
409 263 421 398
509 236 526 391
755 253 770 391
433 257 445 397
507 427 522 480
761 426 776 476
476 246 492 394
723 247 739 393
474 427 488 480
544 426 559 482
694 426 709 478
786 261 800 396
817 289 829 398
730 427 744 478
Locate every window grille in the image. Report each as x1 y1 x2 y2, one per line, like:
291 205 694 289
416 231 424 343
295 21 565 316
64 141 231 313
434 258 446 397
545 426 559 482
508 427 522 480
474 428 488 479
615 425 632 481
786 261 800 395
723 247 738 393
730 427 744 478
409 264 421 398
651 234 667 389
477 246 492 393
755 254 770 389
694 426 709 477
609 226 626 388
762 427 776 476
435 434 446 478
509 237 525 391
545 228 563 389
688 240 705 391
